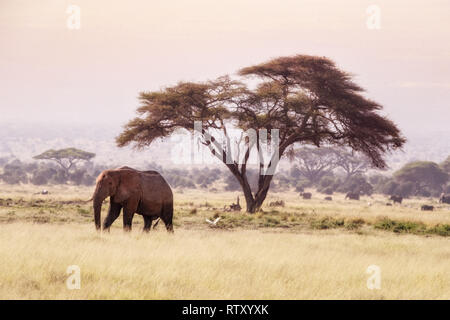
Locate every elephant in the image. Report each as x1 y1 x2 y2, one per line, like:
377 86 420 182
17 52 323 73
389 195 403 204
345 192 360 200
300 192 312 199
439 193 450 204
92 166 173 232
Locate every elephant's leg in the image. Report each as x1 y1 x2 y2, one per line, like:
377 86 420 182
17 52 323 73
163 221 174 233
143 216 152 232
103 202 122 231
122 198 138 232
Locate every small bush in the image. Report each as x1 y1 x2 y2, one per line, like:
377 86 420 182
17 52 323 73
374 218 426 234
321 187 334 195
345 218 365 230
77 208 90 215
265 217 280 225
311 217 345 230
427 224 450 237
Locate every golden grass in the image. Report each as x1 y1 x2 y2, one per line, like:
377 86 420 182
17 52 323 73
1 183 449 227
0 222 448 299
0 184 449 299
0 183 92 201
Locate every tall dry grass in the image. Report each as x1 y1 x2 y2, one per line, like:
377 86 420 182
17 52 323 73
0 223 448 299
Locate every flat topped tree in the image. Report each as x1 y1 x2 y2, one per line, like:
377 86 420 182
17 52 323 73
117 54 405 213
394 161 448 191
441 156 450 174
33 148 95 174
332 148 372 181
291 147 338 184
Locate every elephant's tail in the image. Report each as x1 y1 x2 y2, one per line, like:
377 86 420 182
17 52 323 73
161 200 174 233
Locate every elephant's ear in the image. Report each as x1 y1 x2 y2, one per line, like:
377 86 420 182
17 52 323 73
113 170 140 203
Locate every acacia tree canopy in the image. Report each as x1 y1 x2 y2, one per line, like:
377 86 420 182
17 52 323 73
117 54 405 212
33 148 95 173
394 161 448 192
290 147 371 185
291 147 338 184
333 148 372 180
440 156 450 174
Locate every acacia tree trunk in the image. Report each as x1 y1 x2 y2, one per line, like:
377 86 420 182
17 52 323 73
204 127 285 213
234 165 276 213
228 168 259 213
228 137 285 213
239 175 275 213
241 182 256 213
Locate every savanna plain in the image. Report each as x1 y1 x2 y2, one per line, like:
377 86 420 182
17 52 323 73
0 184 449 299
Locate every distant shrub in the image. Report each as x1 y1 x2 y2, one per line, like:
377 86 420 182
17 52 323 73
393 161 448 196
374 218 449 237
0 160 28 184
295 179 311 191
444 184 450 193
440 156 450 174
345 218 365 230
374 218 426 234
319 176 335 189
427 224 450 237
321 187 334 195
30 169 52 185
369 174 390 186
224 169 258 192
395 181 415 198
49 169 68 184
311 217 345 230
273 174 293 191
336 174 373 195
377 179 399 195
289 166 301 178
417 189 432 197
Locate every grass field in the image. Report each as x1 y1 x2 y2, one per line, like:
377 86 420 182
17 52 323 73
0 184 449 299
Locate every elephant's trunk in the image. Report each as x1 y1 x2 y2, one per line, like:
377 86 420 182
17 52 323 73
93 185 108 230
93 199 102 230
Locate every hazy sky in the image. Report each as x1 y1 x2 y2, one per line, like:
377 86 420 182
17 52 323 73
1 0 449 132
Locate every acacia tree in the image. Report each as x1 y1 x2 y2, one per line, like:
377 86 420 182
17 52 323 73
440 156 450 174
117 55 405 213
291 147 337 184
394 161 448 194
333 148 371 181
33 148 95 175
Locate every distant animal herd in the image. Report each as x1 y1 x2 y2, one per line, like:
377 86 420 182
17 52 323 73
31 185 450 213
295 191 450 212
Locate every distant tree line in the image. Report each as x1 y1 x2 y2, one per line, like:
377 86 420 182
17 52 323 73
0 148 99 186
283 150 450 198
0 149 449 198
159 167 223 190
222 150 450 198
0 158 105 186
